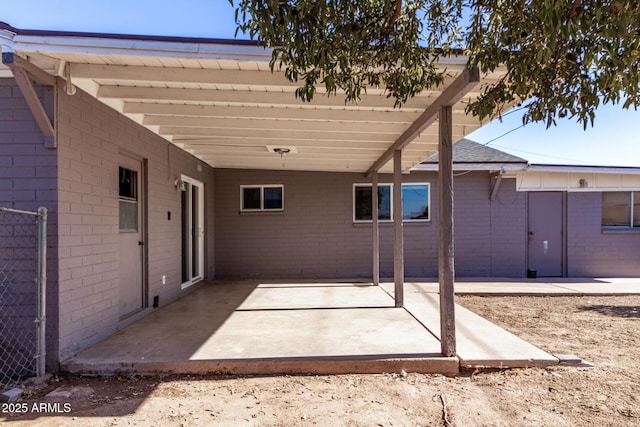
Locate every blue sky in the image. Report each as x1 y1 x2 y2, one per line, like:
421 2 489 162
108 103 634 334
468 104 640 167
2 0 239 38
3 0 639 167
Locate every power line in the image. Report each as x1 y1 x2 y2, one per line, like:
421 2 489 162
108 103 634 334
479 104 530 146
489 143 602 165
481 124 525 145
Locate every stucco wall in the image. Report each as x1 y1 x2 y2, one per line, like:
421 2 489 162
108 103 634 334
213 169 529 279
567 192 640 277
0 78 59 369
55 86 215 361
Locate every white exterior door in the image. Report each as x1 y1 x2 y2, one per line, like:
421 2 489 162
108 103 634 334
118 155 145 318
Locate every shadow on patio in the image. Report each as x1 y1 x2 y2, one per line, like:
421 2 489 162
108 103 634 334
63 279 561 376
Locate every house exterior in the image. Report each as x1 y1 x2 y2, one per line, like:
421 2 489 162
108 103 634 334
1 23 639 371
416 139 640 278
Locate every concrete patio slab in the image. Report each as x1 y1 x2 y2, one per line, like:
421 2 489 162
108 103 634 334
64 277 616 376
396 291 558 369
390 277 640 296
546 278 640 295
240 282 392 310
63 281 457 376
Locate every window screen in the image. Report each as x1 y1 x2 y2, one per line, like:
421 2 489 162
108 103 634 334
602 192 631 227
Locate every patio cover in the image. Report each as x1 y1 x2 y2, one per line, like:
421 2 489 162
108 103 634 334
0 22 511 356
0 22 506 174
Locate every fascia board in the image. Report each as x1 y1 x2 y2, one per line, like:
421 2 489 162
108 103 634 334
527 164 640 175
11 34 274 61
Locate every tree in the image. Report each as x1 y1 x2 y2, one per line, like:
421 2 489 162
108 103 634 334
230 0 640 128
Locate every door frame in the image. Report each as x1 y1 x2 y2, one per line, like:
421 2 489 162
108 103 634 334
180 174 205 289
526 191 567 277
118 152 149 320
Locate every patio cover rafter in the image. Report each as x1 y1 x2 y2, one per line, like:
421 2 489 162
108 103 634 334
365 67 481 177
96 85 437 110
123 102 484 126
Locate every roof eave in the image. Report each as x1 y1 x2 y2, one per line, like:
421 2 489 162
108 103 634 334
527 164 640 174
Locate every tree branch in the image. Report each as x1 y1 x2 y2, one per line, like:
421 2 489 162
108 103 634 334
390 0 402 26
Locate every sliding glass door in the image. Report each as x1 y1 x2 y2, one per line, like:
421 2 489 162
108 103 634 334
181 175 204 288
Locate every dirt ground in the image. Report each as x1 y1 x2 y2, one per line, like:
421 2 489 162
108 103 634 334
2 295 639 426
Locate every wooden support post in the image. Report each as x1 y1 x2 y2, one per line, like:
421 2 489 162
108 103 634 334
393 150 404 307
438 104 456 356
372 171 380 286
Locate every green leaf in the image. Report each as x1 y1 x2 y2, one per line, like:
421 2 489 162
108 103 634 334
232 0 640 127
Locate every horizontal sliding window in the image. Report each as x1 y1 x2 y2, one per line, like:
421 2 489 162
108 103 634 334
353 183 429 223
602 191 640 228
241 185 284 211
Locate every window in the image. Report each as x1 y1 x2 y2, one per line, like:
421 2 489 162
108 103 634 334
402 184 430 220
354 184 392 221
602 191 640 228
119 167 138 231
241 185 284 211
353 183 430 222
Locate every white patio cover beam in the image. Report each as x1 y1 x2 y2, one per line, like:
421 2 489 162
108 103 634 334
365 67 480 177
97 86 434 110
10 54 56 86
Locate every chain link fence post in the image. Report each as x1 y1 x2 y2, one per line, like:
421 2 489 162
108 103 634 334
0 207 46 391
36 207 47 378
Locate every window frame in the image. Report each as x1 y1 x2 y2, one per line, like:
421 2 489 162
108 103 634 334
352 183 393 223
602 191 640 229
240 184 284 212
401 182 431 222
352 182 430 223
118 166 139 232
181 174 205 290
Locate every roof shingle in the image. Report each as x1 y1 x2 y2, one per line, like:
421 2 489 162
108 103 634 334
423 138 528 164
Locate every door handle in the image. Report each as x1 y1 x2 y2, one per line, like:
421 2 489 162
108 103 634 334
138 241 144 246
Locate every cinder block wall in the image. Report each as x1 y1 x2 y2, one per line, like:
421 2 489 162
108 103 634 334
0 79 59 369
214 169 528 279
489 178 528 277
55 86 215 361
214 169 397 278
453 171 493 275
567 192 640 276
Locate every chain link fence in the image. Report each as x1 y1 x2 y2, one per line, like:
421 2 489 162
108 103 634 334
0 207 47 391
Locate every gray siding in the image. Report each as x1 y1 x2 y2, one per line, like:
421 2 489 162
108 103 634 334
214 169 529 279
489 178 528 277
214 169 387 278
567 192 640 277
55 86 215 361
0 79 59 369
